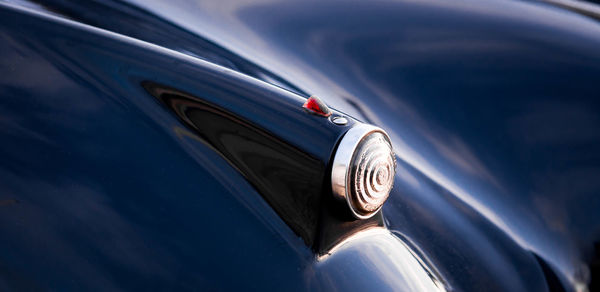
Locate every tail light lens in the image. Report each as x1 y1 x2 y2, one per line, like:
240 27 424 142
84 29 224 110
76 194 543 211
331 124 396 219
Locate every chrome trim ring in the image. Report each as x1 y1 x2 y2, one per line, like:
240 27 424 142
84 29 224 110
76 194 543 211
331 123 396 219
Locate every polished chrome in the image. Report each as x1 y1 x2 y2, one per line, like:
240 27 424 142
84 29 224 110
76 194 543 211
331 123 396 219
332 116 348 125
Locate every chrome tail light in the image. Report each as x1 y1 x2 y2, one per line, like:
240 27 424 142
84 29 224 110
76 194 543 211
331 124 396 219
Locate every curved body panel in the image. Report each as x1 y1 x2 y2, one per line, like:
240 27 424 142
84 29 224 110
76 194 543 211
1 0 599 291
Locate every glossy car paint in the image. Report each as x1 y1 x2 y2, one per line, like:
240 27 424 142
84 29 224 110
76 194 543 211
0 0 599 291
0 3 431 291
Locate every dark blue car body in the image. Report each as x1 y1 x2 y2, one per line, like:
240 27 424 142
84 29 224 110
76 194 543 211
0 0 599 291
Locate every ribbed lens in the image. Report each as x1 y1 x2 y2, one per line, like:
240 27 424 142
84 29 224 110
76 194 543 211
331 124 396 219
349 132 395 215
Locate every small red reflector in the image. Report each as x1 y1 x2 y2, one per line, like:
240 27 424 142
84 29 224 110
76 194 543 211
303 96 331 117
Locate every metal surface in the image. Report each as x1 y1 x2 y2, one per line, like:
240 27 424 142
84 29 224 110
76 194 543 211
143 82 338 245
0 0 600 291
331 116 348 126
331 124 395 219
316 228 448 291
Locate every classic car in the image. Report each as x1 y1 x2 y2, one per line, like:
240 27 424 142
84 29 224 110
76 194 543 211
0 0 599 291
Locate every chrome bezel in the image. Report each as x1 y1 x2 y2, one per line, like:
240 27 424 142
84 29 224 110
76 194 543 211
331 123 394 219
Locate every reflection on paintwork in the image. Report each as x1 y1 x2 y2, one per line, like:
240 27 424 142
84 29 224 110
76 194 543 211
2 0 600 291
144 82 326 245
316 228 447 292
19 0 305 95
119 0 600 289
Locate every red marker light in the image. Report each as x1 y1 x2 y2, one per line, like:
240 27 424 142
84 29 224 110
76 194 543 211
303 96 332 117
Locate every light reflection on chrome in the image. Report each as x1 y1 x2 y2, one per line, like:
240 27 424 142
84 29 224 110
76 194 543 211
318 228 448 292
331 124 396 219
